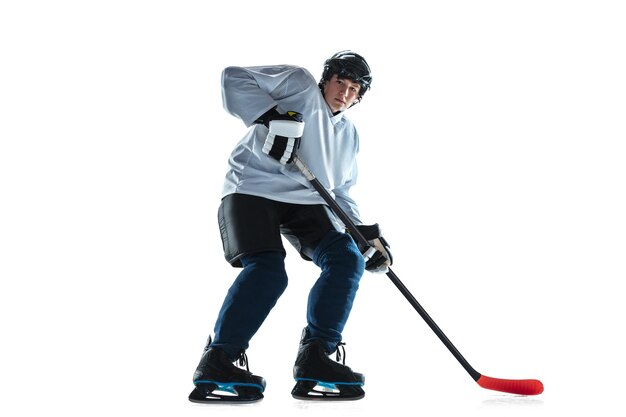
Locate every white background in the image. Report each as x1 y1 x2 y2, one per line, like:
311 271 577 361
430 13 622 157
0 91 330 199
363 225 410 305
1 1 625 416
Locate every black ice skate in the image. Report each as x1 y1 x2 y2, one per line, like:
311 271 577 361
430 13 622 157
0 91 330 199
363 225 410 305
291 328 365 400
188 337 266 403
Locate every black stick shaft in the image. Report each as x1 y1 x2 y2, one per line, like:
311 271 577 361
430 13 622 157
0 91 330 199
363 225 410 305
292 156 481 381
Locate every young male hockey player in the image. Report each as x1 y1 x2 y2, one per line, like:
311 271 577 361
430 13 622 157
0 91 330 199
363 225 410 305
189 51 393 403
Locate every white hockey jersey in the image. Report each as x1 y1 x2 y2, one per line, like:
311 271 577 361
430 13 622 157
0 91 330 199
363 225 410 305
220 64 362 224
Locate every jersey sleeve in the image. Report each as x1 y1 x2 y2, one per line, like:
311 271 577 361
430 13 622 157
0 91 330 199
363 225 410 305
221 65 313 127
333 159 362 226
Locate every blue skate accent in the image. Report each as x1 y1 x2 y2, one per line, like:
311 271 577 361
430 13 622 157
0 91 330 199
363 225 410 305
295 377 364 387
194 379 265 393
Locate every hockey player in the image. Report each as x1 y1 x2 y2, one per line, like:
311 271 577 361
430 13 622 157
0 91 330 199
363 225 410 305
189 51 392 403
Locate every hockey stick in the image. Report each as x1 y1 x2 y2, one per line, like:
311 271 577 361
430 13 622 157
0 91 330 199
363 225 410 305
292 155 544 396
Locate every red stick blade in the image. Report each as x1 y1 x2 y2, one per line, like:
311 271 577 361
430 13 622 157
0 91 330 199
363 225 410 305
477 375 544 395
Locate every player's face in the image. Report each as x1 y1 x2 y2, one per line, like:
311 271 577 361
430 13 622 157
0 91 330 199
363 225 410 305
322 74 361 113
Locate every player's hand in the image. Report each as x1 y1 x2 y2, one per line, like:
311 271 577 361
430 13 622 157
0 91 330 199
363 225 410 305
352 224 393 273
261 110 304 164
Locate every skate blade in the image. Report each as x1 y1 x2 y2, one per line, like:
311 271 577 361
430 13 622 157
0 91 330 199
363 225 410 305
189 383 264 404
291 379 365 401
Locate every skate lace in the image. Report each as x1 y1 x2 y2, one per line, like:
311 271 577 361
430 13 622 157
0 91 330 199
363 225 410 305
335 342 346 365
237 351 250 372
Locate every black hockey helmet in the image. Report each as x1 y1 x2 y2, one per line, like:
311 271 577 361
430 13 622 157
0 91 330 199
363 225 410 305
319 50 372 100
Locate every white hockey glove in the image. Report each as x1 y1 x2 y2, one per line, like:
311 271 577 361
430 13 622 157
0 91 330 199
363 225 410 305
260 110 304 164
352 224 393 274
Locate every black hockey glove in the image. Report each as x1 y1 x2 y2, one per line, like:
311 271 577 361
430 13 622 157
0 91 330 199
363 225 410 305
256 107 304 165
351 224 393 274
